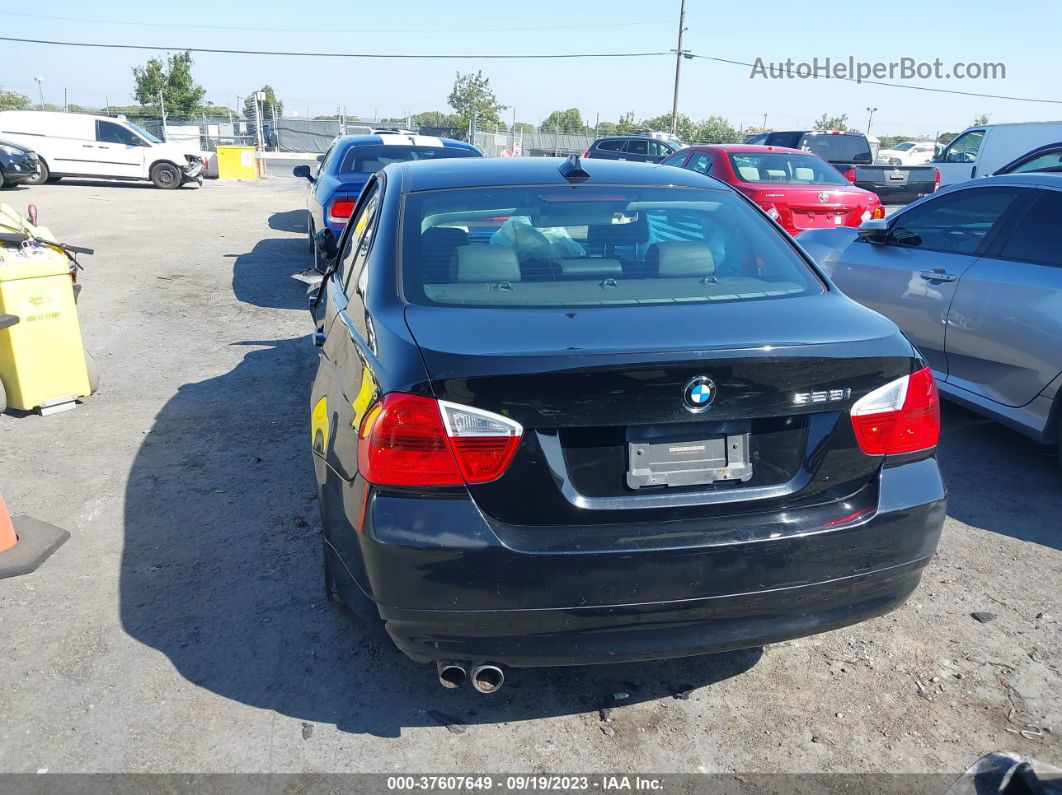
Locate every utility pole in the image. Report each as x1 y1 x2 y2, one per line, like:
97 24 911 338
866 106 878 136
158 90 167 130
762 112 768 131
63 87 68 113
669 0 688 135
34 75 45 111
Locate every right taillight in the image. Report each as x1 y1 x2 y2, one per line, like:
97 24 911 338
933 167 941 191
850 366 940 456
357 393 522 487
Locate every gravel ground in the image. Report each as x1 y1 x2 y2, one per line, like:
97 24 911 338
0 178 1058 777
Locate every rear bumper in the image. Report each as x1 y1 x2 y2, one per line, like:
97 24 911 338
332 458 946 666
855 182 935 204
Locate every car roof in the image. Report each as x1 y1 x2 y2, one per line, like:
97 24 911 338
593 135 655 142
679 144 810 155
950 173 1062 189
333 133 476 150
391 157 731 193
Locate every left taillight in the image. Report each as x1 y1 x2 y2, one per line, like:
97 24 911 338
842 168 857 183
357 393 522 487
327 198 356 224
850 366 940 456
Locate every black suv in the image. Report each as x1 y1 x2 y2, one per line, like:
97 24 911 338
584 135 679 163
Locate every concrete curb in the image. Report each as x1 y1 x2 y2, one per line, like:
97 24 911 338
0 515 70 579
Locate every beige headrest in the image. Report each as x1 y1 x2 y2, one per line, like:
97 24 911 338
451 246 521 282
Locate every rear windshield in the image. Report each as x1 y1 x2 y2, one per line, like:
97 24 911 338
797 134 872 164
401 186 824 308
729 153 848 185
340 144 476 174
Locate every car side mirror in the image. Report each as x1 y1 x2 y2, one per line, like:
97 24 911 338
293 164 314 182
316 154 325 163
856 219 889 244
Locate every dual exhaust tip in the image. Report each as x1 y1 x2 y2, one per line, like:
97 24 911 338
437 661 504 694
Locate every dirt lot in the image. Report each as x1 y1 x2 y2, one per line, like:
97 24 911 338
0 178 1058 777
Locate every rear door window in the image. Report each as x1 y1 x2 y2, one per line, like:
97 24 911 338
997 189 1062 266
648 141 670 158
339 144 475 174
660 152 688 167
687 153 712 174
1008 150 1062 175
888 187 1019 254
595 140 625 152
625 140 648 157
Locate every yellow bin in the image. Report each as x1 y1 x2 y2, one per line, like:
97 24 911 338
0 209 91 412
216 146 258 181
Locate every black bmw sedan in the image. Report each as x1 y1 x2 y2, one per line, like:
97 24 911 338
308 155 946 693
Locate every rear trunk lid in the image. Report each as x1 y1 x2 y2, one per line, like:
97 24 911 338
404 293 914 525
746 186 872 232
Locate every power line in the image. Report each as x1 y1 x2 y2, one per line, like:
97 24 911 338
0 36 670 59
693 54 1062 106
0 11 671 35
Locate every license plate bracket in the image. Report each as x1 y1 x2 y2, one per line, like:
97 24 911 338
626 421 753 489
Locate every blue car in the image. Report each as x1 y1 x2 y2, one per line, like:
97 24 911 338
294 134 480 266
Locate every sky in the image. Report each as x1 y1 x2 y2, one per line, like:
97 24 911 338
1 0 1060 138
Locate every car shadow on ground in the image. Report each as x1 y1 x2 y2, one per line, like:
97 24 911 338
268 209 308 234
937 401 1061 551
229 237 309 310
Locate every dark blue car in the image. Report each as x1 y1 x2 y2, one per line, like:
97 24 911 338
294 133 480 266
308 155 946 693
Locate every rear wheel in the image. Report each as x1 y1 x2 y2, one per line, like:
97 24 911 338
0 168 6 189
150 162 181 190
25 159 49 185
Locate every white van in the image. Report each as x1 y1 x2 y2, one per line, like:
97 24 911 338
934 121 1062 188
0 111 204 189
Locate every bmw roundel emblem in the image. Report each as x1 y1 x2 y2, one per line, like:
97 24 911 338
683 376 717 413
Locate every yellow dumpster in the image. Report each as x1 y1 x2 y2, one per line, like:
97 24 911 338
0 205 91 414
216 146 258 181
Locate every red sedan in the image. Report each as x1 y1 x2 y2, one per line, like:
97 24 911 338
661 144 884 237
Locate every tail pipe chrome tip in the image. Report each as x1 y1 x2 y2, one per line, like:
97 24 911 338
470 663 505 694
436 660 467 689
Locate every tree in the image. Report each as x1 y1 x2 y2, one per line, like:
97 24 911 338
411 110 460 128
615 112 639 135
694 115 741 144
132 51 206 115
596 121 618 136
971 113 990 126
640 112 697 141
0 88 31 111
447 71 506 132
540 108 584 133
243 85 283 120
812 113 848 130
512 121 536 133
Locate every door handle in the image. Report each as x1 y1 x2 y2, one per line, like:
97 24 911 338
920 270 958 283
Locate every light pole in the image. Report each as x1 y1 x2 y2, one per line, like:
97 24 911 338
669 0 689 136
865 106 878 136
34 75 45 110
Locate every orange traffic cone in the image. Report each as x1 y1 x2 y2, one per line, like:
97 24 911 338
0 492 69 578
0 493 16 554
